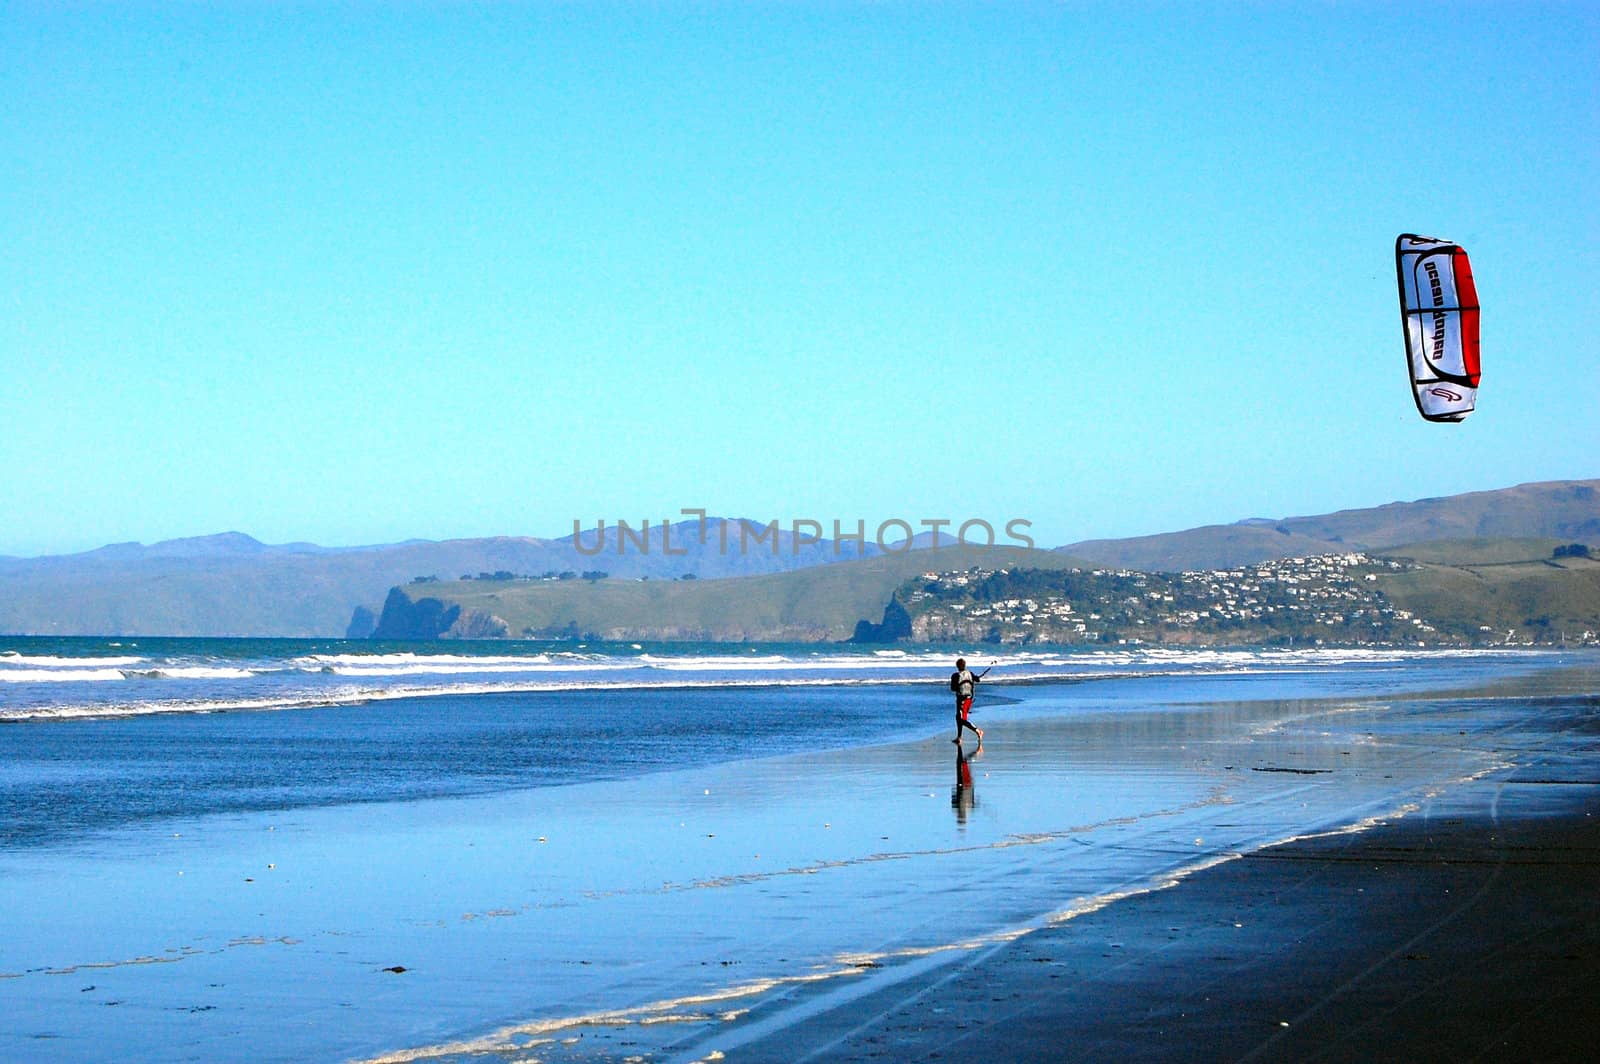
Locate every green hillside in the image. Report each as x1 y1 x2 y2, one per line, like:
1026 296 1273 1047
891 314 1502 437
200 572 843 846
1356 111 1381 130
378 545 1088 642
375 536 1600 646
1376 543 1600 643
1376 537 1567 565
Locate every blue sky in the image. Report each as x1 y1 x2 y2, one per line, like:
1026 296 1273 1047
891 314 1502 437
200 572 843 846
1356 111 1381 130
4 2 1596 557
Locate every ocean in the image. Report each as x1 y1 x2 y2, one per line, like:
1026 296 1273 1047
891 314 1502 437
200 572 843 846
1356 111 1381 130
2 638 1596 1062
0 637 1549 846
6 637 1556 725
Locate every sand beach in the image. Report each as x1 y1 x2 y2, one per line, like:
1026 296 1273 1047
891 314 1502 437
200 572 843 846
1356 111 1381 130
1 649 1595 1062
717 752 1600 1063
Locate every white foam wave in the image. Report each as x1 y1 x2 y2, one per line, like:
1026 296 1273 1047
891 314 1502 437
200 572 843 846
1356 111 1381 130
0 655 146 667
326 661 645 677
124 666 258 680
297 653 557 668
1 692 377 721
1 663 260 683
2 644 1543 722
0 667 131 684
288 645 1514 679
0 672 960 722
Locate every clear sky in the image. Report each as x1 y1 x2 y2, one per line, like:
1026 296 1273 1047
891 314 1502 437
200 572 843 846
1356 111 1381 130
4 2 1597 558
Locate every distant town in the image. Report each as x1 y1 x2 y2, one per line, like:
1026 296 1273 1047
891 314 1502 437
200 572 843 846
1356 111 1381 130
896 553 1596 647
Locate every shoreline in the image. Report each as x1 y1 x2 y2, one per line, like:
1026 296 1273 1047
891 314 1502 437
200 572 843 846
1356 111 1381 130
699 766 1600 1061
7 641 1580 726
5 659 1595 1063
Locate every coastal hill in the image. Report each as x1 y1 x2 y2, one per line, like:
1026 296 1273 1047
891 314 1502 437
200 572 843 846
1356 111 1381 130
372 536 1600 648
879 540 1600 647
1 481 1596 638
369 545 1087 642
1060 480 1600 572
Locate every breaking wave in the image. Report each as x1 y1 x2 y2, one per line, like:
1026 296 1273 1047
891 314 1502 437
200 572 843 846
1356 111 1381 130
0 640 1547 722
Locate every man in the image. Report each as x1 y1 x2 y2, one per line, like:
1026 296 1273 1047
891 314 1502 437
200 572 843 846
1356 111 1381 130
950 657 983 744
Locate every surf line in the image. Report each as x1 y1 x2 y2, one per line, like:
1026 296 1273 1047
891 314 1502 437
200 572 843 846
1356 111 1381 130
358 789 1235 1064
365 757 1527 1063
357 807 1431 1064
355 966 862 1064
361 780 1462 1064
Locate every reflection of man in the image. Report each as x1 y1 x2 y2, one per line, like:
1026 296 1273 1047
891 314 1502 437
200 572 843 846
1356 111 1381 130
950 657 983 744
952 742 978 825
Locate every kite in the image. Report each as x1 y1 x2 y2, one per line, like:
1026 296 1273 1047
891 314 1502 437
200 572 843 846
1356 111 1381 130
1395 234 1480 422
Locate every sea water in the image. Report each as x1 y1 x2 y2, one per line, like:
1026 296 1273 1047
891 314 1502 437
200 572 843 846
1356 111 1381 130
0 638 1549 847
0 636 1546 725
2 639 1595 1062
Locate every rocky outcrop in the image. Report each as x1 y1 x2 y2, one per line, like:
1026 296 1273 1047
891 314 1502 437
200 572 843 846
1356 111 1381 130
848 596 912 643
345 605 378 639
367 587 509 640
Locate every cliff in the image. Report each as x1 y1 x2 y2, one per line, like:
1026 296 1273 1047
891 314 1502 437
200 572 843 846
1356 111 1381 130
369 587 510 640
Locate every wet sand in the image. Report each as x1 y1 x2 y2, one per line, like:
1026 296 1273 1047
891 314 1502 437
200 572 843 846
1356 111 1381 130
5 660 1596 1063
720 764 1600 1062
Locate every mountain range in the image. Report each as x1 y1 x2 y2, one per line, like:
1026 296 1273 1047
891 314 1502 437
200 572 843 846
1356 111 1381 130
1 480 1596 639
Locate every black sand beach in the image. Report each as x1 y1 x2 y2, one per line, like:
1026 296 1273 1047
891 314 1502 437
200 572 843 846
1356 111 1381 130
726 765 1600 1062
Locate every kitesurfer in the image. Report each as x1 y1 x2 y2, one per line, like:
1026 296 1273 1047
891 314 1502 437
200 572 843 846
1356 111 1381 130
951 657 983 744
